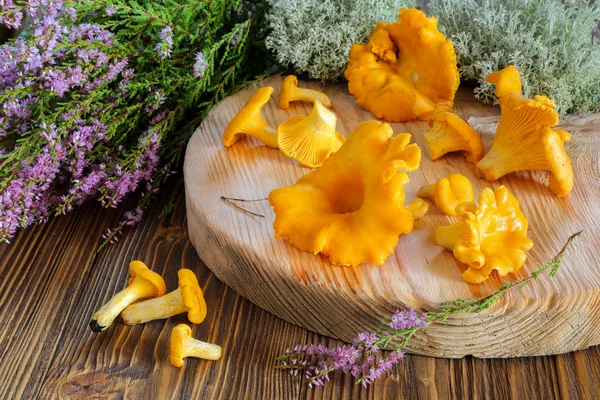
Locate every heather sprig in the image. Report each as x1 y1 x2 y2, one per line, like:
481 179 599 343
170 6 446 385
277 231 582 387
0 0 274 245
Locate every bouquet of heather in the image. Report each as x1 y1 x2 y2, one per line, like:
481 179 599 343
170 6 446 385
0 0 271 247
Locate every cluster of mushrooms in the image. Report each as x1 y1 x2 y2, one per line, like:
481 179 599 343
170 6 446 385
222 8 575 285
90 261 221 367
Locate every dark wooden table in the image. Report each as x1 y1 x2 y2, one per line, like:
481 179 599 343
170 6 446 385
1 188 599 399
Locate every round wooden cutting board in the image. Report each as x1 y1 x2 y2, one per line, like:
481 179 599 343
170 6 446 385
184 75 600 358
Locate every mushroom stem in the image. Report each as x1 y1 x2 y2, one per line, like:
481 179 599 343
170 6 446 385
290 86 332 108
90 287 140 332
240 118 279 148
476 149 514 181
121 287 187 325
182 336 222 361
416 184 435 199
90 286 144 332
433 223 465 251
304 100 337 133
423 126 467 160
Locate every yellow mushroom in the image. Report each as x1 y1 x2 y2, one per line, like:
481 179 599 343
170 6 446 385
417 174 474 216
422 103 484 163
170 324 222 367
222 86 278 148
277 100 345 168
406 198 429 220
279 75 332 109
121 269 207 325
269 120 421 267
476 65 573 197
89 261 166 332
433 186 533 284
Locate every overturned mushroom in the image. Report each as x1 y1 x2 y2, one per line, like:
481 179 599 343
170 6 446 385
89 261 166 332
170 324 222 367
417 174 474 216
422 103 484 163
277 100 345 168
222 86 278 148
121 269 207 325
279 75 332 109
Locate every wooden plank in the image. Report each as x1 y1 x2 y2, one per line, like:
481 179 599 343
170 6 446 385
1 190 599 398
35 193 306 399
0 203 123 399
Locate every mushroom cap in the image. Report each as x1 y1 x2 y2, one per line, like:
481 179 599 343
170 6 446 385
170 323 192 367
269 120 421 266
486 65 522 98
344 8 460 122
178 269 207 324
277 100 345 168
128 260 167 297
424 103 484 163
433 174 474 216
406 198 429 220
279 75 298 109
222 86 273 147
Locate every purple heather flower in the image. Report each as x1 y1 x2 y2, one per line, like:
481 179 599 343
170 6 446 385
278 309 429 387
122 68 135 79
155 26 173 59
389 309 428 331
121 207 143 226
193 51 209 78
105 5 116 16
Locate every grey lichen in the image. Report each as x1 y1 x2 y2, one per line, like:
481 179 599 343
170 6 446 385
430 0 600 115
265 0 413 82
266 0 600 115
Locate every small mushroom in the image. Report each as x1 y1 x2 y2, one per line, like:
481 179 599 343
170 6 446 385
121 269 207 325
222 86 278 148
89 261 166 332
417 174 474 216
170 324 222 367
279 75 332 109
422 103 484 164
277 100 345 168
406 198 430 220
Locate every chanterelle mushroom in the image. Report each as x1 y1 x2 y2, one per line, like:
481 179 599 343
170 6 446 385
476 65 573 197
222 86 278 148
433 186 533 284
170 324 222 367
277 100 345 168
422 103 484 164
279 75 332 109
89 260 166 332
344 8 460 122
121 269 207 325
417 174 474 216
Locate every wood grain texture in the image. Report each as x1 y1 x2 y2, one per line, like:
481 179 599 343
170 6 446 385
0 186 599 399
184 75 600 358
